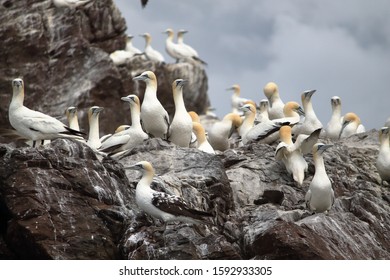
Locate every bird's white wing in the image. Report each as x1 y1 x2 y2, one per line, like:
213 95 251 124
295 128 321 155
18 108 70 134
275 142 288 160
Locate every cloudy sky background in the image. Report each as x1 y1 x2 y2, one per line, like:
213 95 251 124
114 0 390 130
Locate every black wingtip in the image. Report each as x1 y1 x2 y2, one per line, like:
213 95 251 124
63 126 86 136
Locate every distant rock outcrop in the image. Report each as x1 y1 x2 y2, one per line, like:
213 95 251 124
0 0 209 138
1 130 390 259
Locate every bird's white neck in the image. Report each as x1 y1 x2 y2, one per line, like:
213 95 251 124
69 115 80 131
331 104 342 121
88 115 100 143
173 89 187 113
313 153 327 176
130 103 142 129
11 86 25 109
139 170 155 188
380 135 390 153
144 80 158 100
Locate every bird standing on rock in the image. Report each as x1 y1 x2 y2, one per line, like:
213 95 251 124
275 125 308 186
263 82 285 120
133 71 170 140
139 33 165 63
168 79 193 147
8 78 84 147
126 161 213 229
86 106 104 150
305 143 334 214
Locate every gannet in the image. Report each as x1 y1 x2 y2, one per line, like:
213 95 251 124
177 29 198 56
257 99 269 123
192 122 215 154
325 96 343 140
109 50 132 66
8 78 84 147
99 95 148 157
376 127 390 184
125 35 142 57
275 125 308 186
65 106 80 131
305 143 334 213
86 106 104 149
139 33 165 63
176 29 207 65
52 0 94 8
168 79 193 147
339 112 365 139
208 113 242 151
127 161 213 226
238 103 256 143
263 82 285 120
226 84 248 114
294 90 323 136
243 102 304 145
133 71 170 139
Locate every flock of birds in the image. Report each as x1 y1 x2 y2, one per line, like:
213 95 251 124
109 28 207 67
5 0 390 229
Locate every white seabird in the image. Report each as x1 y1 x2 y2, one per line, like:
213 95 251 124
257 99 269 123
53 0 94 8
243 102 305 145
192 122 215 154
127 161 213 226
133 71 170 139
8 78 84 147
176 29 207 65
305 143 334 214
125 35 142 57
238 103 256 143
325 96 343 140
275 125 308 186
139 33 165 63
226 84 248 114
86 106 104 150
65 106 80 131
263 82 285 120
339 112 365 139
177 29 198 57
99 95 148 158
294 90 323 136
168 79 193 147
109 50 133 66
208 113 242 151
376 127 390 184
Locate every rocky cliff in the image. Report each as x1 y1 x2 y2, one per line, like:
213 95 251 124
0 130 389 259
0 0 209 137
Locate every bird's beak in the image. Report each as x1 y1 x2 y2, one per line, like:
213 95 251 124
303 89 316 99
296 106 305 117
339 121 350 139
133 74 146 81
319 144 333 153
121 96 132 102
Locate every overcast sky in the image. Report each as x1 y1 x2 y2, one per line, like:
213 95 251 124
114 0 390 130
